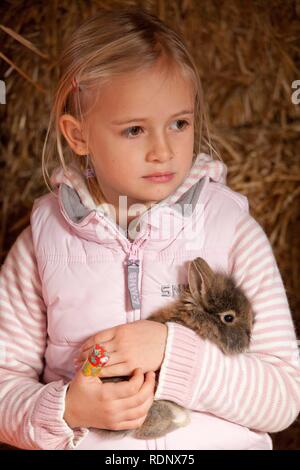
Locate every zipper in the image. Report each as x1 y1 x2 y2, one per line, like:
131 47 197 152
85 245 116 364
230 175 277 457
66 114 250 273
98 212 151 310
127 228 150 310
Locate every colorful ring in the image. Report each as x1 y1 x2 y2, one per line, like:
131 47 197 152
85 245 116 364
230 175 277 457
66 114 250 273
81 343 110 377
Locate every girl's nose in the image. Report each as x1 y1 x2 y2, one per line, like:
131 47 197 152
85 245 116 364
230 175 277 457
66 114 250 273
146 146 174 163
147 134 174 162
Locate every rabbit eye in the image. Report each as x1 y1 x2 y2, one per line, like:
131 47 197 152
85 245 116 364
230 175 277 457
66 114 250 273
224 315 234 323
220 311 236 324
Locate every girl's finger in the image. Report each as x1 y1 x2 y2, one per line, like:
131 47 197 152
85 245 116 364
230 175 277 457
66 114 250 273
73 348 121 365
95 360 130 378
108 416 148 431
121 371 155 409
113 394 154 423
109 372 155 421
73 351 122 373
80 329 116 352
101 368 145 399
74 338 118 365
79 339 114 355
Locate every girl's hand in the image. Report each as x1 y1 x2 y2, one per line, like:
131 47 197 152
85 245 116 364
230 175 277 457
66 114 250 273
74 320 168 378
64 366 156 430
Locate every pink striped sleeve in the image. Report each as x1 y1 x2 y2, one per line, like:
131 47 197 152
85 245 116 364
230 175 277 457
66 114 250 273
155 213 300 432
0 226 88 449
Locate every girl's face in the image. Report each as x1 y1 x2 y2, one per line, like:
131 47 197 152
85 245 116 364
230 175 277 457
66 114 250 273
60 61 195 215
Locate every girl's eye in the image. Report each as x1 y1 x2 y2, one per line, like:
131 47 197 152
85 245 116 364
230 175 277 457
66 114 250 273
123 126 143 138
172 119 190 131
122 119 190 138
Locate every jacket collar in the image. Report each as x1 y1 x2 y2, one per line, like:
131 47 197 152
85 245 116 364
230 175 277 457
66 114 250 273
51 153 227 242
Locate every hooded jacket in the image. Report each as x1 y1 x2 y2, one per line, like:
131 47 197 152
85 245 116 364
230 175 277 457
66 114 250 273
0 153 299 450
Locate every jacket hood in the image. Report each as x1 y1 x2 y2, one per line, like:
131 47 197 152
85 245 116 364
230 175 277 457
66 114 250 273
50 152 227 238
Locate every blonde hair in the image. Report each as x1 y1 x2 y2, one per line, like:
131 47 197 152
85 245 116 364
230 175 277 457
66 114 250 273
42 6 222 205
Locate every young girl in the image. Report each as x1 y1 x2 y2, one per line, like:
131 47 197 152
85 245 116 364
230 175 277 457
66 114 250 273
0 7 299 451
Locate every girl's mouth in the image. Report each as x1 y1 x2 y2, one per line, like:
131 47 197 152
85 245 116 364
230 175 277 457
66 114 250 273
142 173 175 183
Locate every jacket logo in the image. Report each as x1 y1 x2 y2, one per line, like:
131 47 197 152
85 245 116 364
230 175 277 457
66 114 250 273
161 284 189 297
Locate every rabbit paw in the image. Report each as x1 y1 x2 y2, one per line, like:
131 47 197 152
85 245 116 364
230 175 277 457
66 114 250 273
133 400 190 440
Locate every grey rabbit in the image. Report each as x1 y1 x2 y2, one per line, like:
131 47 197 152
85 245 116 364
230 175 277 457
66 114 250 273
91 256 254 440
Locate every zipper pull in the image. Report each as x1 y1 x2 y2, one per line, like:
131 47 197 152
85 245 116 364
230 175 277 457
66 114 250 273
126 229 150 310
127 259 141 310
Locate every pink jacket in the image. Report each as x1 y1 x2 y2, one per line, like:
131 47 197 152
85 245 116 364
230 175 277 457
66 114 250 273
0 153 299 450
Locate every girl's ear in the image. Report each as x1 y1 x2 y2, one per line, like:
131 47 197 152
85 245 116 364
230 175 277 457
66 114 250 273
188 257 214 301
59 114 88 155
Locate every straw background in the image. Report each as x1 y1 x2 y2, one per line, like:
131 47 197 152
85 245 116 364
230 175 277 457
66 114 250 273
0 0 300 451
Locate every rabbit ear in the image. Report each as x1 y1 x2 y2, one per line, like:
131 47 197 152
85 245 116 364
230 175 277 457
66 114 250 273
188 257 214 301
